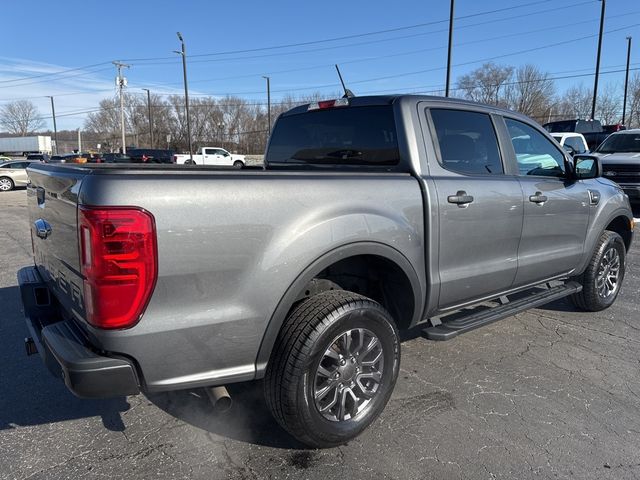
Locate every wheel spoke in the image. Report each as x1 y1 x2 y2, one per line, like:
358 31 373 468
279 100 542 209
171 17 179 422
337 388 348 421
361 349 382 367
357 370 382 383
318 384 339 412
315 379 339 401
346 388 359 418
324 348 341 361
352 328 364 356
341 332 352 354
362 337 379 357
316 364 333 378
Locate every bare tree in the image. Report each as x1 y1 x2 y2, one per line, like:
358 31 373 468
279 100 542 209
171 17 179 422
627 73 640 128
457 62 513 106
0 100 46 135
595 84 621 125
505 65 555 122
555 85 593 121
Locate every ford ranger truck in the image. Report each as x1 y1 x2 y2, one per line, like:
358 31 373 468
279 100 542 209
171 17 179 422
18 95 634 448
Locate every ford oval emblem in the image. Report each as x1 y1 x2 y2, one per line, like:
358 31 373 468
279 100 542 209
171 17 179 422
604 171 617 177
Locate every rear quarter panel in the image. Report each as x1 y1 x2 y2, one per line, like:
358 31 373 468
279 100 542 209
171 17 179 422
77 171 425 391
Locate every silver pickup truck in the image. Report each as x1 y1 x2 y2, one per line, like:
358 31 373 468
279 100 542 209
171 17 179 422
18 95 634 448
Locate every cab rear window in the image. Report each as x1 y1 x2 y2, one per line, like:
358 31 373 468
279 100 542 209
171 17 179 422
266 105 399 167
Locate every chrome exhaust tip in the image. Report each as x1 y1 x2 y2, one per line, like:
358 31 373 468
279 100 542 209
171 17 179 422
206 386 232 413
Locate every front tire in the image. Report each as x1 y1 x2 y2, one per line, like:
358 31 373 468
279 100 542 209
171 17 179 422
571 231 626 311
265 290 400 448
0 177 14 191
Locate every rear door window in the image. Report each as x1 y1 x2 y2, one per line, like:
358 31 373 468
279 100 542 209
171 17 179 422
429 109 504 175
266 105 399 166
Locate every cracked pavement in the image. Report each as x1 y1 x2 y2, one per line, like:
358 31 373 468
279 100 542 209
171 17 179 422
1 189 639 479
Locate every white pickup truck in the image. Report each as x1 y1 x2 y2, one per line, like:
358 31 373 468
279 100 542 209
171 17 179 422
174 147 246 167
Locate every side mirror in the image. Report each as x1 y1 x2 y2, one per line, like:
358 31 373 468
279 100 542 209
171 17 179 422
573 154 602 180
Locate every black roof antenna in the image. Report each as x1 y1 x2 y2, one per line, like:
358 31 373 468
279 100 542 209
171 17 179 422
335 64 355 98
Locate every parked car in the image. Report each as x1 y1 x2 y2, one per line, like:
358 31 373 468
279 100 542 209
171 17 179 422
0 155 12 162
26 153 49 163
550 132 589 155
102 153 132 163
593 129 640 203
174 147 245 167
126 148 174 164
603 124 626 134
18 95 634 448
59 152 102 164
543 119 609 152
0 160 36 191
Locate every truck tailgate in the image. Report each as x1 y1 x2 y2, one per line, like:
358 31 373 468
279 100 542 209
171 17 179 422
27 165 88 321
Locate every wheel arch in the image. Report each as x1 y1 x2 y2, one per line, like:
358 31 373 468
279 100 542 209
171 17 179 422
255 242 423 378
605 214 633 252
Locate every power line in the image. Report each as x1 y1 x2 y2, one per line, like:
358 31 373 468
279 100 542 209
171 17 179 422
145 11 636 89
0 61 113 84
197 22 639 97
122 0 561 64
126 0 598 69
0 66 114 89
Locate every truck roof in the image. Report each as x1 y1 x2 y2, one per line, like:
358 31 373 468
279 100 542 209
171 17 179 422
281 94 532 121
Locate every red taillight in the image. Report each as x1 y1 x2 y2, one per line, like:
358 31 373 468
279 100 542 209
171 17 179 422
172 155 177 163
308 98 349 111
79 206 157 329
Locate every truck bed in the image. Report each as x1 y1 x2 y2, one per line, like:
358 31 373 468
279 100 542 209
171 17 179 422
25 162 425 392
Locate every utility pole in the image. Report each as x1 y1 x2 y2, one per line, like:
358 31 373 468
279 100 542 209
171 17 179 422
142 88 154 148
262 76 271 136
77 128 82 152
591 0 606 120
175 32 193 163
113 61 130 154
622 36 632 126
445 0 455 97
46 96 58 155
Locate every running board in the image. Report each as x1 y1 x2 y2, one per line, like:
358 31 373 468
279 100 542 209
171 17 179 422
423 281 582 341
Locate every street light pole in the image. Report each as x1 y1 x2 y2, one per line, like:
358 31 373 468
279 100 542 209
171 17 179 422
622 36 632 126
262 76 271 136
591 0 606 120
175 32 193 163
113 61 130 154
142 88 154 148
46 96 58 155
445 0 455 97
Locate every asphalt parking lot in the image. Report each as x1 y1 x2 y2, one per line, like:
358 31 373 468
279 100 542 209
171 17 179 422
1 188 639 480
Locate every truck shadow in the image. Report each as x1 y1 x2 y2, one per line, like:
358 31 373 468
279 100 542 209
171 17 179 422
147 382 306 449
0 285 130 432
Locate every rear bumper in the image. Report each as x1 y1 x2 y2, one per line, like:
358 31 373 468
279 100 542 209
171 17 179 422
18 266 140 398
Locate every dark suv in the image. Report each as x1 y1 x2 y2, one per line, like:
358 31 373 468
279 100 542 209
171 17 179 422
26 153 49 162
126 148 175 163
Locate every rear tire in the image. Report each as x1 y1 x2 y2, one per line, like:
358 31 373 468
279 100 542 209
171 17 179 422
571 231 626 311
0 177 14 192
233 160 244 168
184 159 196 165
264 290 400 448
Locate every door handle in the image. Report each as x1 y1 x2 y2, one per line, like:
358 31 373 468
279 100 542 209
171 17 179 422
447 190 474 207
529 192 548 204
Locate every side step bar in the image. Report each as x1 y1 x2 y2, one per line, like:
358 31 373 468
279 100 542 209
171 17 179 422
423 281 582 341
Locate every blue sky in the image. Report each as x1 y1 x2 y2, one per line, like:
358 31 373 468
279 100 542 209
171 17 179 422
1 0 639 129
